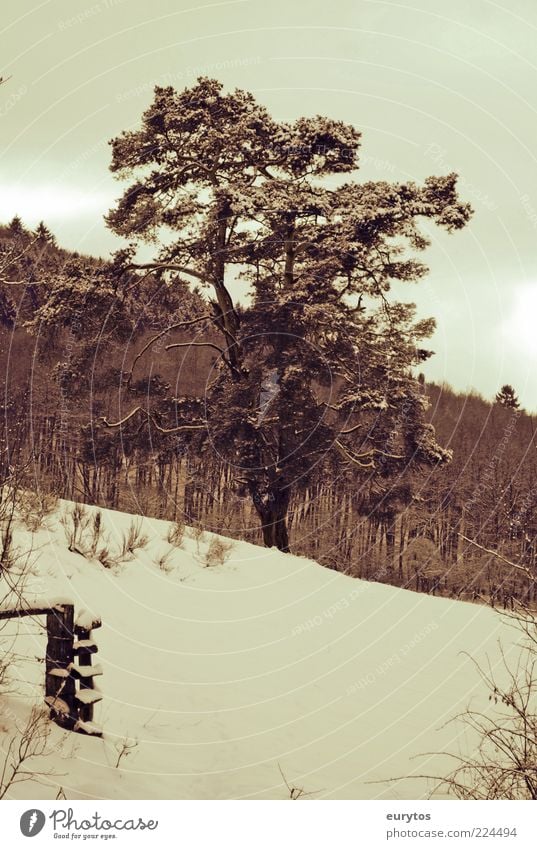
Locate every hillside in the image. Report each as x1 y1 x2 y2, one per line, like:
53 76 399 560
0 502 521 800
2 220 536 609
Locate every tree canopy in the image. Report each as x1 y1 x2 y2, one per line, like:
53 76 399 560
103 78 472 550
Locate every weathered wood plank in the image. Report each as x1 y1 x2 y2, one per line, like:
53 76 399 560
0 603 69 621
69 664 103 679
45 604 75 729
73 640 98 652
75 690 103 706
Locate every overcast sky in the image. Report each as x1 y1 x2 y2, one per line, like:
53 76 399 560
2 0 537 408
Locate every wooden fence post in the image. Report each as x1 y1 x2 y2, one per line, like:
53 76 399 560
72 619 102 729
1 602 103 735
45 604 76 729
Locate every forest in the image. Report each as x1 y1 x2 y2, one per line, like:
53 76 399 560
1 208 535 609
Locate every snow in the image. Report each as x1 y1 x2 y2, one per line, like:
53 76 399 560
0 501 522 800
44 696 70 716
75 608 102 631
73 640 98 651
0 596 72 614
48 669 70 679
69 664 103 678
73 720 102 737
75 690 103 706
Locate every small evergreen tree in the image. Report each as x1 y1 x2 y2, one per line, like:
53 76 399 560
7 215 25 236
495 384 520 409
34 221 56 246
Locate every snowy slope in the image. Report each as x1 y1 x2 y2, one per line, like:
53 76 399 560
0 503 520 800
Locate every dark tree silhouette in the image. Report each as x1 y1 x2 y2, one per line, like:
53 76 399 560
33 221 56 246
7 215 25 236
495 384 521 409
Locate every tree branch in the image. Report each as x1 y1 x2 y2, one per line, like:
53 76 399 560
147 416 206 435
101 406 206 435
458 534 536 583
334 439 375 469
101 407 143 428
165 340 226 357
127 313 215 384
129 262 206 282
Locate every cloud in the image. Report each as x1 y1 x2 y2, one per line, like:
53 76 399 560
501 283 537 357
0 183 112 225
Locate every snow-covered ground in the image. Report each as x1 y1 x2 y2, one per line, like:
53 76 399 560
0 503 521 800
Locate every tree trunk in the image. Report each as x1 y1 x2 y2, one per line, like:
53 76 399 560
260 506 290 552
250 486 291 553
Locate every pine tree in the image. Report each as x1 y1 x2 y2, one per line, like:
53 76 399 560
8 215 25 236
34 221 56 246
495 384 520 409
104 78 472 552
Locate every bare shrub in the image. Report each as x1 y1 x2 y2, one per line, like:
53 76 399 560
114 735 138 769
0 706 56 799
60 505 109 562
205 536 234 568
189 522 205 542
87 510 103 558
0 519 15 575
433 631 537 799
59 506 111 563
60 506 148 571
166 519 185 548
277 763 322 799
119 519 148 560
60 503 90 554
0 480 20 574
1 479 38 690
17 490 58 532
96 546 118 570
385 608 537 800
189 521 206 555
155 549 174 574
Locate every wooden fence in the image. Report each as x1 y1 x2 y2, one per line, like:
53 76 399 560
0 602 102 736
